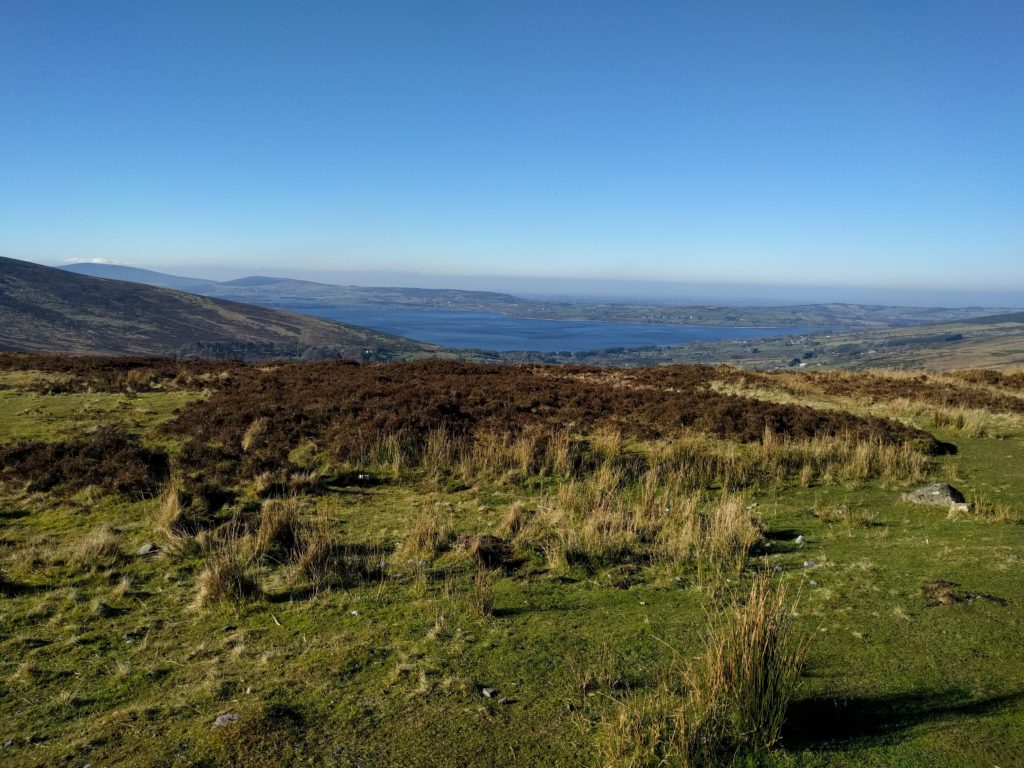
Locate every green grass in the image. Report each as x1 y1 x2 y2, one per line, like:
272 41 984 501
0 380 201 443
2 373 1024 767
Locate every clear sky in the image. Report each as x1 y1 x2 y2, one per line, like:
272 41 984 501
1 1 1022 301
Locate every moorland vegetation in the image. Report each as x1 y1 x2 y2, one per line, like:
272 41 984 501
1 355 1023 766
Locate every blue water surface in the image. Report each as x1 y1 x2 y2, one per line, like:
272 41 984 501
280 304 830 353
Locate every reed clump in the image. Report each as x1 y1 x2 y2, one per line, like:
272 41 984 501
595 575 807 766
695 574 808 754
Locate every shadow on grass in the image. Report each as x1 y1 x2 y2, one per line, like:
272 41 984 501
784 688 1024 749
0 577 50 597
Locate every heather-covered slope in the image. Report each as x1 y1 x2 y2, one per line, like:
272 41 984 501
0 256 439 360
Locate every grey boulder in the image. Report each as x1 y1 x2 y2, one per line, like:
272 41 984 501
905 483 967 508
213 713 241 727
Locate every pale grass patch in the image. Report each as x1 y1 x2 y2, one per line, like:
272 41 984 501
394 505 454 564
471 563 494 617
71 524 122 565
496 501 533 540
156 475 192 539
110 574 133 599
240 417 267 452
421 428 458 481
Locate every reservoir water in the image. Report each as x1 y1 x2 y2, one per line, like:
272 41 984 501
281 305 828 353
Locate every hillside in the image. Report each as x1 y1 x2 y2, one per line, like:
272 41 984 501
0 355 1022 766
0 256 440 360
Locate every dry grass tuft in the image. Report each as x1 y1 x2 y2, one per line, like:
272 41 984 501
596 575 807 766
253 498 302 561
595 684 691 768
496 502 533 540
157 476 189 535
656 494 761 581
240 417 267 452
472 564 494 616
395 506 454 563
71 525 122 566
694 574 808 753
954 494 1023 523
293 515 336 590
192 532 259 609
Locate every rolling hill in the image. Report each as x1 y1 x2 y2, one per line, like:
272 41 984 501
62 262 219 292
62 262 529 313
61 262 1012 331
0 256 440 360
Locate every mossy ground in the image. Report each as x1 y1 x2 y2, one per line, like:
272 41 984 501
1 368 1023 767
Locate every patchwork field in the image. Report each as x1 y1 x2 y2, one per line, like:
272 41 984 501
1 355 1023 767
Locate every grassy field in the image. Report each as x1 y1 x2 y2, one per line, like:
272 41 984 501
1 356 1023 767
504 317 1024 371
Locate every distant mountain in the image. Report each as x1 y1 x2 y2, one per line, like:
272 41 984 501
1 257 440 360
62 263 218 292
60 263 532 312
57 262 1014 330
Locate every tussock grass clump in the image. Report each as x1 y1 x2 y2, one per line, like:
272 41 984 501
522 462 763 576
695 574 808 754
654 493 762 579
928 405 991 437
157 475 236 549
595 684 691 768
536 465 639 569
240 417 268 452
421 429 458 482
496 502 533 540
71 524 122 566
596 575 807 766
253 498 302 561
283 512 382 590
472 564 494 616
193 537 260 609
157 476 188 535
287 441 327 472
293 515 336 589
395 506 454 563
693 496 762 579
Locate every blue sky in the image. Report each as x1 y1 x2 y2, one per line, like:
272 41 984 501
1 1 1022 301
